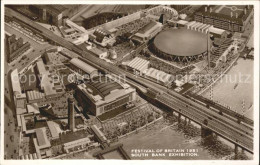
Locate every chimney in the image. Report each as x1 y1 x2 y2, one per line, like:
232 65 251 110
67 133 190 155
244 8 247 15
205 6 207 12
68 95 75 132
231 12 233 18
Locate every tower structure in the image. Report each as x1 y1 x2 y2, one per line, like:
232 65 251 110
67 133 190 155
68 94 75 132
207 30 211 70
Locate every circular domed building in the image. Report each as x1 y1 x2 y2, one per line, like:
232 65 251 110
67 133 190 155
151 28 208 63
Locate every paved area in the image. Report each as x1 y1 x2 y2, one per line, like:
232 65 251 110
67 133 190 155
4 22 53 159
5 23 53 72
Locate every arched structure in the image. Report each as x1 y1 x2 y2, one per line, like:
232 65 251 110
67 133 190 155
147 5 179 19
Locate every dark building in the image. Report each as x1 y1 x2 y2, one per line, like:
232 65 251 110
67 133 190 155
159 14 166 24
68 95 75 132
27 5 70 26
194 5 253 32
5 33 30 63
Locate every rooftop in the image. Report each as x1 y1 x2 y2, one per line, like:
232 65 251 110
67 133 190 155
195 5 253 25
89 47 106 55
33 5 68 15
46 121 60 139
138 21 158 34
35 128 51 147
85 76 124 98
60 130 89 144
77 75 135 105
26 90 45 102
209 26 226 35
69 58 98 75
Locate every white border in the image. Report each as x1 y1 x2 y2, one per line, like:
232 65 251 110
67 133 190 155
1 1 259 165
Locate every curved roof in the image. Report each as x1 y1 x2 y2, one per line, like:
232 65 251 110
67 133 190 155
154 29 207 57
70 58 97 75
87 76 123 98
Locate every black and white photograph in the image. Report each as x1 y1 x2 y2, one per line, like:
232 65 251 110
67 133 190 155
1 1 259 164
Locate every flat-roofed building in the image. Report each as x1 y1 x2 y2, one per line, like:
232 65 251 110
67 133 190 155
26 103 40 115
26 90 45 103
34 128 51 149
69 58 98 78
90 125 107 143
208 26 227 38
47 121 60 140
76 75 136 116
11 69 28 115
89 47 108 59
132 21 163 43
63 137 92 153
175 19 189 27
33 128 51 158
35 60 65 99
11 69 22 95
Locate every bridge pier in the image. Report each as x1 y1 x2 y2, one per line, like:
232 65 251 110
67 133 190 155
234 144 238 159
178 113 181 123
184 118 187 126
188 119 191 124
201 126 213 138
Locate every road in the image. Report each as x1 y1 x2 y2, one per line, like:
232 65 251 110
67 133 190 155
5 23 53 73
5 7 254 154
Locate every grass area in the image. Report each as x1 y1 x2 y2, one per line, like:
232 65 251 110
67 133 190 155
97 105 132 121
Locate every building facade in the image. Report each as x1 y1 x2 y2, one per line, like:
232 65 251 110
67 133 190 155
5 34 30 63
75 75 136 116
28 5 69 26
194 5 253 32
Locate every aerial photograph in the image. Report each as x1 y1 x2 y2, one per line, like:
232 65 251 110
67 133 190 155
2 3 256 161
